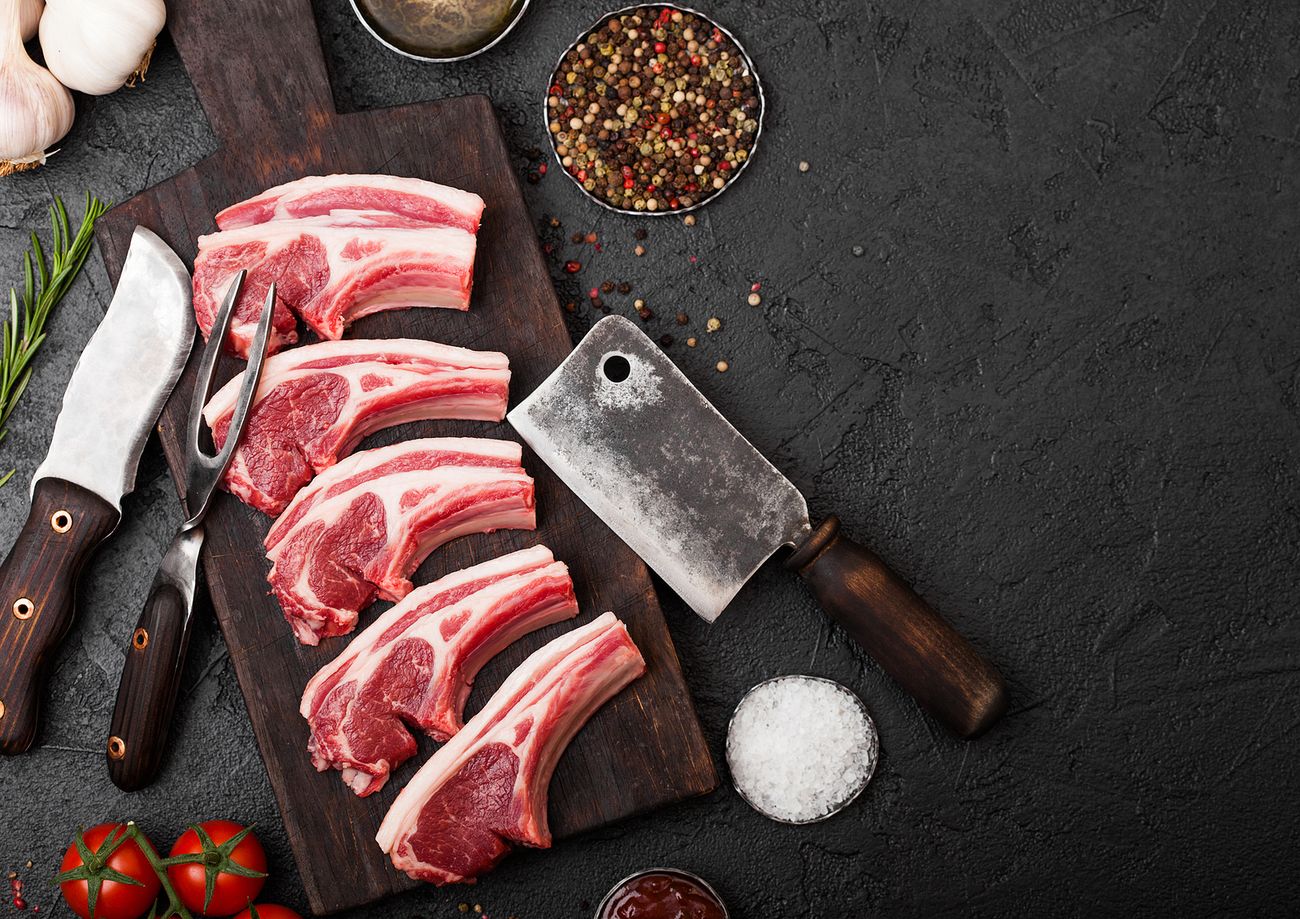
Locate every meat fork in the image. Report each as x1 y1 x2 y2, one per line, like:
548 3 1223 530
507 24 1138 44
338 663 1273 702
107 272 274 791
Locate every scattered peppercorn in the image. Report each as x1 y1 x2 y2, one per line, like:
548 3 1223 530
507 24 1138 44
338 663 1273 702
550 216 562 228
459 906 469 914
852 244 865 256
634 227 648 240
748 292 761 306
585 231 599 244
687 336 698 347
571 231 585 243
716 359 729 372
635 244 647 256
798 160 810 172
564 301 577 313
601 280 616 294
675 310 689 325
618 281 633 294
527 172 540 184
660 333 675 346
638 304 654 320
683 214 696 226
563 260 582 273
706 316 722 332
548 6 762 213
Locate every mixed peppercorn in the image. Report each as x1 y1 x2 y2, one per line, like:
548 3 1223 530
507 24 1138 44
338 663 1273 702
548 5 762 213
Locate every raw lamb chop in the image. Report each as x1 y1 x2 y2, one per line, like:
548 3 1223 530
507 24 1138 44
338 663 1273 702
193 218 477 357
301 546 578 796
216 174 484 234
265 443 536 644
267 437 521 547
203 340 510 516
376 613 645 885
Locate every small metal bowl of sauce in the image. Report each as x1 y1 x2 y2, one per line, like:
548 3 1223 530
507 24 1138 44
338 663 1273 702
350 0 531 62
596 868 728 919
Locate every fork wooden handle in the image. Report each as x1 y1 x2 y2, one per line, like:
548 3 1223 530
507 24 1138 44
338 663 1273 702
787 516 1007 738
108 579 192 791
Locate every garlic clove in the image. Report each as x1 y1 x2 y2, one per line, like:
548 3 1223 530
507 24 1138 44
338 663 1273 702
19 0 42 43
1 0 74 175
40 0 165 96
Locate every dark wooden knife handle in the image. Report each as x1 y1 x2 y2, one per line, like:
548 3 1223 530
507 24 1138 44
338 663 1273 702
786 516 1006 738
0 478 120 754
107 580 191 791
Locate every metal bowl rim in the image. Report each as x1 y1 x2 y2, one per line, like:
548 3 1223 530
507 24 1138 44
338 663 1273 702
543 2 767 217
594 866 730 919
724 674 879 826
349 0 533 63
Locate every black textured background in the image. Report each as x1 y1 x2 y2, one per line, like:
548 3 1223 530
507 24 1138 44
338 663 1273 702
2 1 1299 916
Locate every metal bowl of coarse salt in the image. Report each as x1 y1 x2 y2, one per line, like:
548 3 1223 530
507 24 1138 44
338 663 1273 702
725 675 879 825
544 4 766 216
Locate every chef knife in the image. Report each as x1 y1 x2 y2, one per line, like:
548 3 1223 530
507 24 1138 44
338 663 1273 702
0 227 194 755
510 316 1006 738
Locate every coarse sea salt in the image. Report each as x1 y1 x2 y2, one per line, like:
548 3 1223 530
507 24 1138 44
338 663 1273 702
726 675 878 824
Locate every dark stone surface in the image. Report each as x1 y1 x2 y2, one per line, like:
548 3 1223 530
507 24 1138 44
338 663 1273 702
2 0 1298 915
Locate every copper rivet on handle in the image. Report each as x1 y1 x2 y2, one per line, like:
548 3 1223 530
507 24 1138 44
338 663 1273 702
107 736 126 760
132 628 149 650
50 510 72 533
12 597 33 620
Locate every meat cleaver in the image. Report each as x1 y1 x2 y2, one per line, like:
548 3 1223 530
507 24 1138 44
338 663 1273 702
510 316 1006 738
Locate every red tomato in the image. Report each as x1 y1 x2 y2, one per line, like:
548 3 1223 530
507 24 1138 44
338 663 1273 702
167 820 268 916
234 906 303 919
59 823 162 919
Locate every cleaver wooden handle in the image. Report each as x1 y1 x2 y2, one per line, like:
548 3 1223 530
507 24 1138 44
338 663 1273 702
786 516 1006 738
0 478 120 754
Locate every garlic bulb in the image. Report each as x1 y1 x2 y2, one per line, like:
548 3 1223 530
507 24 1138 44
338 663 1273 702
18 0 42 42
0 0 74 175
39 0 165 96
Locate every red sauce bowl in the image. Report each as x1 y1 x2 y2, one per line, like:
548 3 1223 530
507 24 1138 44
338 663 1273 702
596 868 729 919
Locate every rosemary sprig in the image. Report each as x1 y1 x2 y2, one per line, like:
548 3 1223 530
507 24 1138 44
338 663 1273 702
0 192 109 486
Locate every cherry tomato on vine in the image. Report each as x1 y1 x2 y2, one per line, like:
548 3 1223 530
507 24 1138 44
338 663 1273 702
167 820 268 916
234 906 304 919
58 823 162 919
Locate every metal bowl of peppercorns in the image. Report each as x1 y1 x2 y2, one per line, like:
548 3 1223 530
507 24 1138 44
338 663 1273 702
545 4 765 216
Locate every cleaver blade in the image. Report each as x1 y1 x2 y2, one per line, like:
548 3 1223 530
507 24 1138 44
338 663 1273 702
511 316 1008 739
510 315 809 622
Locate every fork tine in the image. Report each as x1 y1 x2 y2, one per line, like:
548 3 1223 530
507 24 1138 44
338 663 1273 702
210 282 276 478
187 270 245 463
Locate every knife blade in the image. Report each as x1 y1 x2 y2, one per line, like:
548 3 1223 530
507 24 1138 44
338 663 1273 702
510 316 1007 738
0 227 193 755
32 228 194 506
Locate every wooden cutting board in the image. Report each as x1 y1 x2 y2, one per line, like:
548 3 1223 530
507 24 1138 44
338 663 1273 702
93 1 717 913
